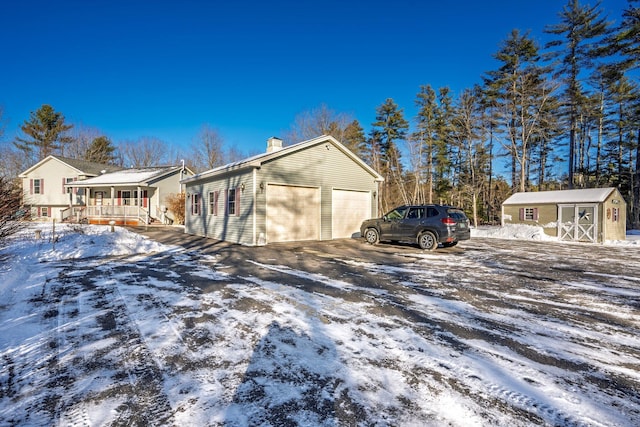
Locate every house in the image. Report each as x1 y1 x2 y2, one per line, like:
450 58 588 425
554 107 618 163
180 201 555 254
19 155 122 221
69 165 193 225
182 135 384 245
502 187 627 243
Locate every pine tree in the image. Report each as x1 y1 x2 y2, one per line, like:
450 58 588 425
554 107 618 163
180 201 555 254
486 29 559 192
451 87 489 226
544 0 611 188
413 85 438 204
609 0 640 227
370 99 409 212
13 104 73 162
342 120 367 158
433 88 456 201
85 136 117 164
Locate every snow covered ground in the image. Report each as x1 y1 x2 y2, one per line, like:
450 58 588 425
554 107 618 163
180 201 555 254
1 222 639 426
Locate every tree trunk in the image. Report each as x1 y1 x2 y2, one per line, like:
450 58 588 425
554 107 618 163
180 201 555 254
633 128 640 229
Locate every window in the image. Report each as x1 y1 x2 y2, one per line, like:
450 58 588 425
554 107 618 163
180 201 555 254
385 206 407 220
613 207 619 222
192 194 201 215
519 207 538 221
209 191 218 216
40 207 49 217
407 207 424 219
121 190 131 205
32 179 43 194
426 207 439 217
227 188 238 216
64 177 75 194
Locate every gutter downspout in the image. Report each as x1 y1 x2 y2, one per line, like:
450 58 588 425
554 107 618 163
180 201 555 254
253 168 257 246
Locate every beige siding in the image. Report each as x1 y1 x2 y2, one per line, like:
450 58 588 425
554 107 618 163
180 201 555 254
602 192 627 241
21 157 88 221
148 170 190 219
502 204 559 237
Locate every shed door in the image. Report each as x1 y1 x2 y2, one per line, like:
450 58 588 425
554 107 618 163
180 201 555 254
332 189 371 239
558 204 598 243
266 184 320 243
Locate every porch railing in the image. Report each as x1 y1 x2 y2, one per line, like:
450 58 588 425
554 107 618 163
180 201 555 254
61 206 87 223
83 205 150 224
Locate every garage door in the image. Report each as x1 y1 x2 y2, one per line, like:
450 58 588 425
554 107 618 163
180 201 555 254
332 189 371 239
266 184 320 243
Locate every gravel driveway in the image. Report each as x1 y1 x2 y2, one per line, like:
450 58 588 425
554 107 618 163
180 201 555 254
2 226 639 426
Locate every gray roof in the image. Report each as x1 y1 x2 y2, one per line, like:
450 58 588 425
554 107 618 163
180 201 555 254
182 135 383 184
19 155 123 178
50 155 123 176
503 188 619 205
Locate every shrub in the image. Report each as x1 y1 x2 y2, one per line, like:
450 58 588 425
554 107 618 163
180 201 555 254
0 176 30 245
165 192 186 225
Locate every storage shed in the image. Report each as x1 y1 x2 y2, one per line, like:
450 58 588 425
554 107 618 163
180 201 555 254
182 135 384 245
502 187 627 243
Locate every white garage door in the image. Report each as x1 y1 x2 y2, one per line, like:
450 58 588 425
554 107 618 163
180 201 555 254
266 184 320 243
332 189 371 239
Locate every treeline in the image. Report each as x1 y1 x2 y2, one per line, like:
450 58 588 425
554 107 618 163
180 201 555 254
289 0 640 228
1 0 638 228
0 105 248 180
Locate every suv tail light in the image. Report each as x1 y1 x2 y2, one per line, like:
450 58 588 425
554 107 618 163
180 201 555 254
441 217 456 226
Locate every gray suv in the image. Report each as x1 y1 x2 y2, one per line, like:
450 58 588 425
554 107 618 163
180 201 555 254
360 205 471 250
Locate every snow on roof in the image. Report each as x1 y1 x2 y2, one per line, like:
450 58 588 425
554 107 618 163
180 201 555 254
503 188 617 205
72 166 180 186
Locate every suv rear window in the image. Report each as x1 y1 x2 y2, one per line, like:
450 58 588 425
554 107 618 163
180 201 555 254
447 209 467 220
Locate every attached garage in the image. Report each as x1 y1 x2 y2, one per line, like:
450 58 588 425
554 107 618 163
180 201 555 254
331 189 371 239
182 135 383 246
267 184 320 243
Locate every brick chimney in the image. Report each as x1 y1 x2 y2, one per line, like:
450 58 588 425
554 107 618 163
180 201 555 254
267 136 283 153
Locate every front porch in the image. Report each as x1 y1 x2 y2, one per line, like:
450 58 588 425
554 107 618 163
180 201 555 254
61 205 155 225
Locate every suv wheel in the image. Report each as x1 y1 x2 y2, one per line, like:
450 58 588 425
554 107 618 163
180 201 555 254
364 228 379 245
418 231 437 250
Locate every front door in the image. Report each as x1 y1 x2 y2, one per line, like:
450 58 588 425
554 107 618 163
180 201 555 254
558 204 598 242
95 191 104 206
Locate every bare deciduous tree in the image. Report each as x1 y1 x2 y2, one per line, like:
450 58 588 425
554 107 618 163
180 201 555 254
284 104 356 144
119 137 169 167
189 125 225 172
66 125 103 160
0 176 30 245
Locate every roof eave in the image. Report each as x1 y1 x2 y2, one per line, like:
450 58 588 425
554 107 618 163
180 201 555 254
19 155 85 178
181 161 261 184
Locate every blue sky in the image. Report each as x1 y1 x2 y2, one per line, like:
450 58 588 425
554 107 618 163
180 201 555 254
0 0 631 157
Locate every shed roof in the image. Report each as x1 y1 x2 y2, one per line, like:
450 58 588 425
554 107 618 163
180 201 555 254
503 187 618 205
182 135 383 184
71 165 185 187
